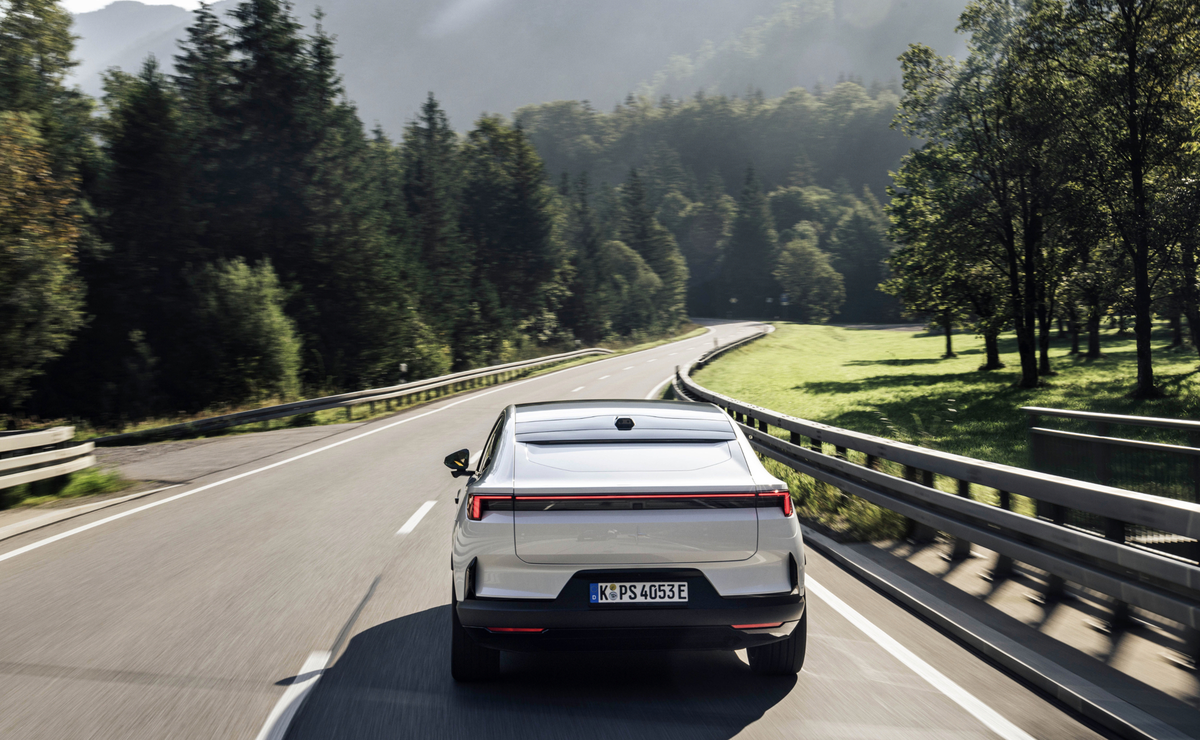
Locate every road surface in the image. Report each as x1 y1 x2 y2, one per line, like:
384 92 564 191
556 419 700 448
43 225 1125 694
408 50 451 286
0 321 1113 739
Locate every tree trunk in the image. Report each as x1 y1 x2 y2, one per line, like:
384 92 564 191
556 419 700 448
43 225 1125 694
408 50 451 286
1067 302 1080 355
982 330 1004 370
1180 239 1200 359
942 314 956 358
1169 312 1183 348
1001 222 1038 387
1021 210 1043 385
1123 18 1156 398
1086 298 1103 359
1037 297 1053 376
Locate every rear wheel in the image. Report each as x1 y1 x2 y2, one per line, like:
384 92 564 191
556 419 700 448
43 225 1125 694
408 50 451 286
450 589 500 682
747 610 806 676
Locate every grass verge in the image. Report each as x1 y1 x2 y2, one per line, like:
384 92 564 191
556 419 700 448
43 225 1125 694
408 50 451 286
693 321 1200 539
1 466 131 510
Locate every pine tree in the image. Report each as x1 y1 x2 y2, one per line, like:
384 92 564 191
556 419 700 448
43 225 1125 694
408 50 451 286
461 115 565 346
723 167 778 317
97 57 201 406
559 173 612 343
219 0 314 270
619 169 688 328
173 2 232 240
401 94 472 358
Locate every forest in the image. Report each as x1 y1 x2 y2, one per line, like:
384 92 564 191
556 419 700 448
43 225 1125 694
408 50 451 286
885 0 1200 396
1 0 905 425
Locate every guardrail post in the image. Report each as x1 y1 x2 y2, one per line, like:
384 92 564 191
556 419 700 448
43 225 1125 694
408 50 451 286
345 406 353 422
758 418 768 433
1189 432 1200 505
981 491 1016 582
790 431 801 446
948 479 973 561
1029 498 1067 604
903 467 937 544
835 445 847 461
1094 421 1111 486
1027 410 1041 469
1094 515 1133 634
369 401 375 416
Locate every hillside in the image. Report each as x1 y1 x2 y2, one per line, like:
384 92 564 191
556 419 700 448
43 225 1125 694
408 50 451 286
70 0 968 132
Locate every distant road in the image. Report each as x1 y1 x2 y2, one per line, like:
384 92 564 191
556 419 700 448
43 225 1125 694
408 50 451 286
0 321 1109 739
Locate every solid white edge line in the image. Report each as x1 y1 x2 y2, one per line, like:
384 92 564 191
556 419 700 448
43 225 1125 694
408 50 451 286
806 578 1035 740
396 501 436 535
254 650 330 740
645 376 675 400
0 322 739 566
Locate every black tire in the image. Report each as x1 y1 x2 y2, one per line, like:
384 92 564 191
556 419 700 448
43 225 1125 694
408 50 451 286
747 610 807 676
450 590 500 682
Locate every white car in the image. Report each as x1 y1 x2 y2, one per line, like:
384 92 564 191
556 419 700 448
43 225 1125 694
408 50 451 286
445 399 806 681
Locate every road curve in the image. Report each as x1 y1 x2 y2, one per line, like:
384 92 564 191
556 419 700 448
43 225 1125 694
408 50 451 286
0 321 1112 739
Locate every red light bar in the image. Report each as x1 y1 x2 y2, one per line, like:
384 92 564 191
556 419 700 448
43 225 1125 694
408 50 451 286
732 622 784 629
486 627 546 633
758 490 794 517
468 494 512 520
514 493 758 501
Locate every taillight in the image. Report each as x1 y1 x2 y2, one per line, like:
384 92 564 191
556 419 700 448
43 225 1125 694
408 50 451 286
467 494 512 520
758 490 793 517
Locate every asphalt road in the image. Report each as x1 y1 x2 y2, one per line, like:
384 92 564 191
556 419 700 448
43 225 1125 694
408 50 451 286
0 321 1114 739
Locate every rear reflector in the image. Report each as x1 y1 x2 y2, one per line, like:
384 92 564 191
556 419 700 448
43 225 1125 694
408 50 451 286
485 627 546 633
732 623 784 629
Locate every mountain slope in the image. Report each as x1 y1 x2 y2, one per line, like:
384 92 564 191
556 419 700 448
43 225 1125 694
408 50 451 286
69 0 968 132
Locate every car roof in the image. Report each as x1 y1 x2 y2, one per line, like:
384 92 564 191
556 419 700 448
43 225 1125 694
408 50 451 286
511 400 736 442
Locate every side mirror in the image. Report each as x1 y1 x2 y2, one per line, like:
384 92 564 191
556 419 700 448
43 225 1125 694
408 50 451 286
444 448 473 478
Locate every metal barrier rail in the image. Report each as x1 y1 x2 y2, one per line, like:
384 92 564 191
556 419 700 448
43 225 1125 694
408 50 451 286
1025 406 1200 506
673 332 1200 650
0 428 94 490
95 347 614 446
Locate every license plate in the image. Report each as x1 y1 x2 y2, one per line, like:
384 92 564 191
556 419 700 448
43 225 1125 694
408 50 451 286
590 582 688 604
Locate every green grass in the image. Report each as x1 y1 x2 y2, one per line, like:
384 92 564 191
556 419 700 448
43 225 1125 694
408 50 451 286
695 322 1200 467
1 466 130 510
693 322 1200 539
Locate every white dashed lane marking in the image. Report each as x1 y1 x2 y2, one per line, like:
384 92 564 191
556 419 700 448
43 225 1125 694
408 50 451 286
572 386 585 392
396 501 436 536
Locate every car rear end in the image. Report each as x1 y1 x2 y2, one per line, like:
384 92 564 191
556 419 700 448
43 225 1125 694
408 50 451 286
450 400 806 678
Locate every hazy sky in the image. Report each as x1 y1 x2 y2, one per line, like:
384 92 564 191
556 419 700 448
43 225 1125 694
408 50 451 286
65 0 198 13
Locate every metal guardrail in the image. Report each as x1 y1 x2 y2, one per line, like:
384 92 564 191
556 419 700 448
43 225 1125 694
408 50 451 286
1025 406 1200 507
673 330 1200 660
0 428 94 490
94 347 613 446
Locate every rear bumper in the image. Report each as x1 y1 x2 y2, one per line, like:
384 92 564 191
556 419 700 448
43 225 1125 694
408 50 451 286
456 568 804 651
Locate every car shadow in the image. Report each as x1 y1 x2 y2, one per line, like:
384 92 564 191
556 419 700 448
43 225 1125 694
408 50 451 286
286 605 796 739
